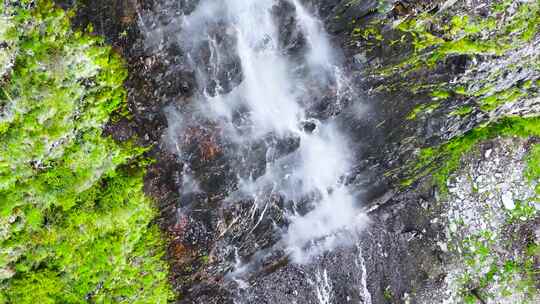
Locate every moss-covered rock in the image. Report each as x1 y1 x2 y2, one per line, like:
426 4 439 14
0 1 173 302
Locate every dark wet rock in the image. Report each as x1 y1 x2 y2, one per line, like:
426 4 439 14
327 0 380 34
301 120 318 133
233 133 301 180
230 187 445 304
273 0 308 58
188 27 243 96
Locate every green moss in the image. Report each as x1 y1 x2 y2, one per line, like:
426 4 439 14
431 90 451 100
526 243 540 258
351 25 383 41
525 143 540 197
404 117 540 192
471 84 496 97
383 286 393 301
449 106 473 117
0 1 173 302
479 87 529 111
428 38 506 64
406 102 440 120
200 255 210 264
389 12 503 71
374 1 539 77
525 144 540 182
507 200 537 223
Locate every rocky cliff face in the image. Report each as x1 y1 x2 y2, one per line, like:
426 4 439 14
62 0 540 303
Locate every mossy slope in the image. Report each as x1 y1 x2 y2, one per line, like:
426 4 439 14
347 0 540 189
0 1 173 302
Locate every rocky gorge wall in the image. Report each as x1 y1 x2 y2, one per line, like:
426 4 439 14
58 0 540 303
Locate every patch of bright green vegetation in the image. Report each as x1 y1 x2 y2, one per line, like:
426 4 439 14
525 144 540 182
525 143 540 196
403 117 540 191
479 86 530 111
0 1 173 303
452 63 540 113
407 82 448 95
431 90 451 100
383 286 393 301
377 0 540 76
200 254 210 265
507 200 538 223
406 102 440 120
526 243 540 259
351 26 383 41
449 106 473 117
356 1 540 119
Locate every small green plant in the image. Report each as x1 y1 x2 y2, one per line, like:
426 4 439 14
507 200 538 223
525 144 540 183
383 286 393 301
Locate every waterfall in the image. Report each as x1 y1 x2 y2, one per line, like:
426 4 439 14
158 0 368 265
312 268 334 304
357 245 373 304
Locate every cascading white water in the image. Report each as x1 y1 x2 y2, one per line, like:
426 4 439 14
357 245 373 304
161 0 368 265
312 268 334 304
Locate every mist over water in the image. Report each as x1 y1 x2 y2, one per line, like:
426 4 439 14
152 0 368 266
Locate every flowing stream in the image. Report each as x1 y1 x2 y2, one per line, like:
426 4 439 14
147 0 368 282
